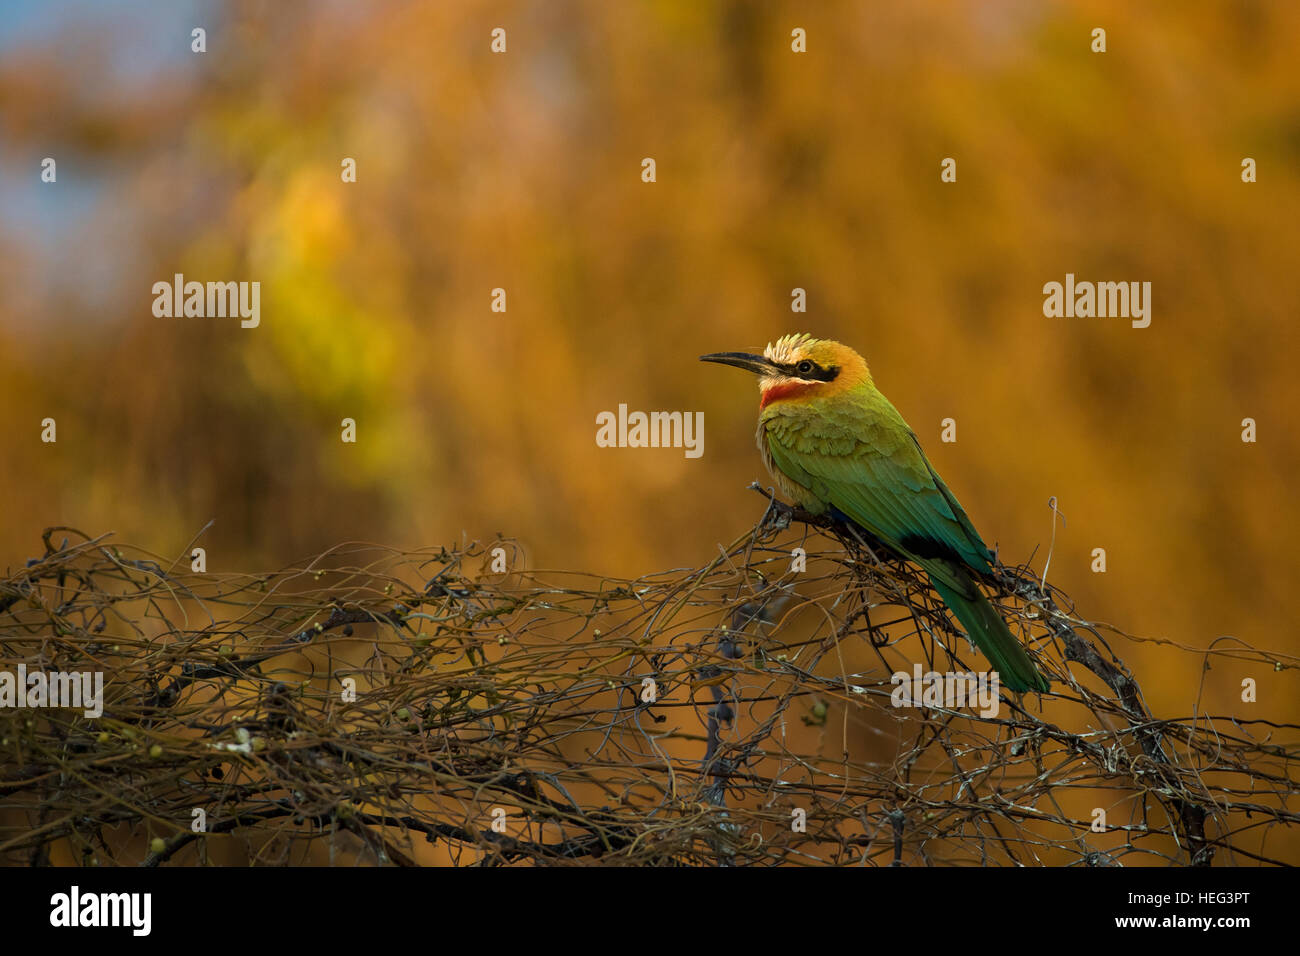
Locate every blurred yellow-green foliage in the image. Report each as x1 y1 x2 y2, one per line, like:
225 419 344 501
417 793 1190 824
1 1 1297 745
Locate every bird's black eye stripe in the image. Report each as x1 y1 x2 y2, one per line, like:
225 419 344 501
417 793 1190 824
783 361 840 382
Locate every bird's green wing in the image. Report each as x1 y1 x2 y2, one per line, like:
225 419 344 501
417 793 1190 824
759 392 1045 691
762 393 1049 693
763 398 993 576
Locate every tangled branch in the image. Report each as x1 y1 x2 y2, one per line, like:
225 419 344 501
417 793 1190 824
1 504 1295 867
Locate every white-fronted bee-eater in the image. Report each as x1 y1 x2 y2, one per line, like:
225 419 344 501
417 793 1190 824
701 332 1049 693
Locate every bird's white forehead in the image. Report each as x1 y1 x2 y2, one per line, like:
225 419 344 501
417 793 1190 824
763 332 819 365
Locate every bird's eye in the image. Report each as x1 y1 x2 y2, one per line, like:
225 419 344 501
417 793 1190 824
796 360 816 376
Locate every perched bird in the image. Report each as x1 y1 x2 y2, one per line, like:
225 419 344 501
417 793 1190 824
701 332 1050 693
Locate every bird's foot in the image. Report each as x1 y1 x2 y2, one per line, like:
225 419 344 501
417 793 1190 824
748 482 833 531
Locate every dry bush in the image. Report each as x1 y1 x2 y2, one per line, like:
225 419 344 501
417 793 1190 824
1 497 1296 866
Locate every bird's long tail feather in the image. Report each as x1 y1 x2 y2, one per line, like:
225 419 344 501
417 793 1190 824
927 569 1049 694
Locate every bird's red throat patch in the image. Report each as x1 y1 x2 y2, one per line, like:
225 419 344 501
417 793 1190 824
760 381 818 409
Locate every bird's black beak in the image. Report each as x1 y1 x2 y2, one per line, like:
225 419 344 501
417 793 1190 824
699 352 780 376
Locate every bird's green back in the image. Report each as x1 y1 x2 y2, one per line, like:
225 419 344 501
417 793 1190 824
761 384 994 580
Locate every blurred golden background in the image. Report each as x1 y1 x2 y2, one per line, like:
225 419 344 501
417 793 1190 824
1 1 1296 749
